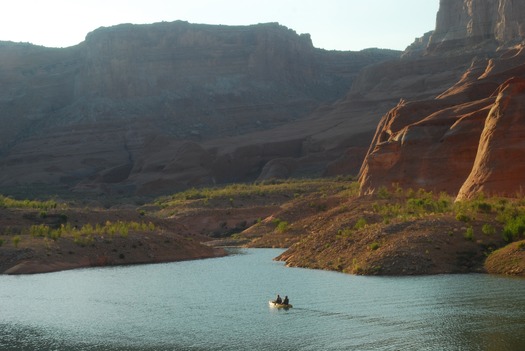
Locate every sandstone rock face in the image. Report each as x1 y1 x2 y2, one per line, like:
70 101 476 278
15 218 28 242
429 0 525 50
360 39 525 198
360 0 525 199
457 76 525 199
0 22 400 195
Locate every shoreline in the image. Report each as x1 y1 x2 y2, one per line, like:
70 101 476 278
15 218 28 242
2 242 523 277
2 247 227 275
0 231 227 275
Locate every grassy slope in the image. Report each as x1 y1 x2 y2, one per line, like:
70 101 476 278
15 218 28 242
154 180 524 276
1 178 523 276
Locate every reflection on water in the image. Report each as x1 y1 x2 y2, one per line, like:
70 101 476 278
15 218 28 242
0 249 524 351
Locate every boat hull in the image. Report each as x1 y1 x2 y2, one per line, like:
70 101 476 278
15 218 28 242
269 300 293 309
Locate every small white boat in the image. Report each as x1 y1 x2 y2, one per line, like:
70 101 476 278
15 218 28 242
269 300 293 309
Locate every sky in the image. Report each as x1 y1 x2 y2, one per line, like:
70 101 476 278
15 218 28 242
0 0 439 51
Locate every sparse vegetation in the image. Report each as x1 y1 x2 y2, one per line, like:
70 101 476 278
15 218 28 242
502 214 525 242
337 227 353 238
28 221 156 244
354 218 367 230
276 221 289 233
1 178 525 276
455 213 471 222
464 227 474 241
0 194 59 210
369 242 380 250
482 223 495 236
157 178 358 208
12 235 21 248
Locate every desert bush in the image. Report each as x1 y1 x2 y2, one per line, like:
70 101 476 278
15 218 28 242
276 221 289 233
476 202 492 213
28 221 156 242
340 181 360 197
455 213 471 222
502 214 525 242
464 227 474 241
354 218 367 230
369 242 380 250
406 196 450 214
0 195 58 210
337 227 353 238
482 223 495 236
377 186 391 199
73 233 94 247
12 235 21 248
30 224 51 238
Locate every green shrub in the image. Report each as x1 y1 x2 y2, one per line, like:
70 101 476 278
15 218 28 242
377 186 391 199
276 221 289 233
476 202 492 213
73 234 93 247
405 188 416 198
12 235 21 248
0 195 58 210
354 218 367 230
406 197 450 214
337 227 352 238
464 227 474 241
482 223 495 236
456 213 471 222
502 214 525 242
369 242 380 250
30 224 50 237
0 239 3 247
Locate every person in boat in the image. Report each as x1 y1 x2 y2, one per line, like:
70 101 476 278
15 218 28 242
283 296 289 305
274 294 282 304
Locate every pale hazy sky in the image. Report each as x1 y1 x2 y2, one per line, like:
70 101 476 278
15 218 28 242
0 0 439 51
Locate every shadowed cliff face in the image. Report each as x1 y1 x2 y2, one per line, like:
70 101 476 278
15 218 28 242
360 0 525 200
429 0 525 51
0 21 400 195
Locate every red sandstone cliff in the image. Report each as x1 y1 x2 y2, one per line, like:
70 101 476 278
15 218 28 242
429 0 525 51
0 22 399 195
360 0 525 200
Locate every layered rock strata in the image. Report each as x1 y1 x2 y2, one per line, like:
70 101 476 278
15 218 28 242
0 21 400 195
360 0 525 199
429 0 525 51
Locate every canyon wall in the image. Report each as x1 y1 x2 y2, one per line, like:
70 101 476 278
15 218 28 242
360 0 525 199
429 0 525 50
6 2 525 200
0 22 399 195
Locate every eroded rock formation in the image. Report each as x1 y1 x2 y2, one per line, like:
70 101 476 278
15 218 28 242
458 76 525 199
360 0 525 199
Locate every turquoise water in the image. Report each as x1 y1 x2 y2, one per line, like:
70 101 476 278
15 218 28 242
0 248 524 350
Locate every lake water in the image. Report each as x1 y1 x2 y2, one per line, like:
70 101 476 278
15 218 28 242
0 248 524 351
